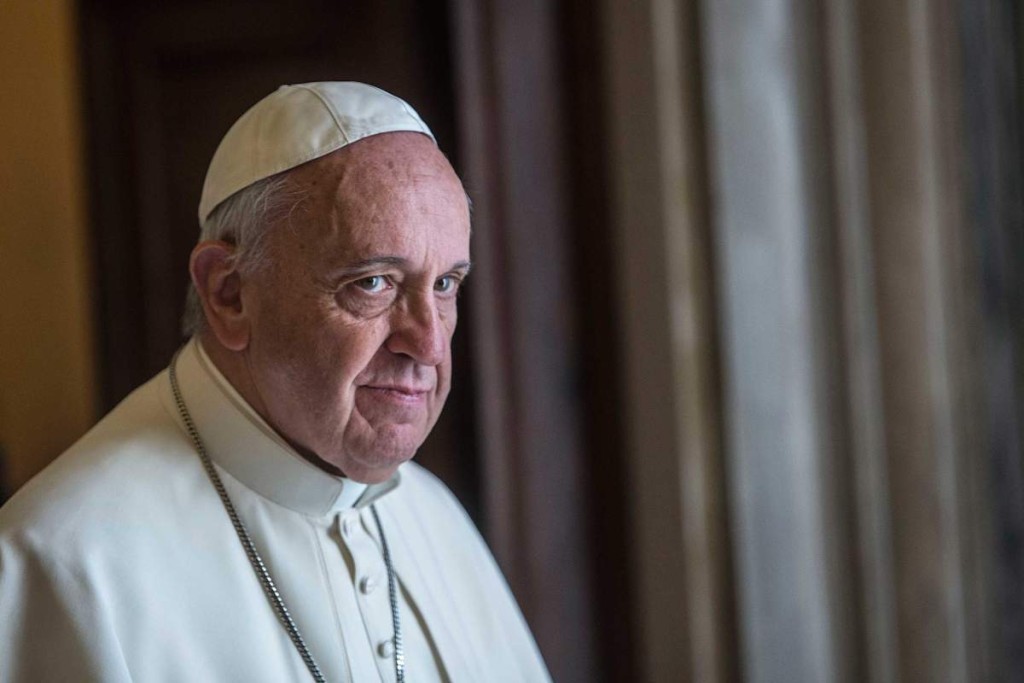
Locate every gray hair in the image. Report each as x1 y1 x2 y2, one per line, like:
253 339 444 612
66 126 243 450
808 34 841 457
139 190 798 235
181 173 306 336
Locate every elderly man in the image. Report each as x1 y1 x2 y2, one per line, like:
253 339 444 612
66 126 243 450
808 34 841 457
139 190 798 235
0 82 551 682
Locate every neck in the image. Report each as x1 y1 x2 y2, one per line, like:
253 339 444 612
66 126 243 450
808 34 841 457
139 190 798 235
197 330 265 413
195 331 348 478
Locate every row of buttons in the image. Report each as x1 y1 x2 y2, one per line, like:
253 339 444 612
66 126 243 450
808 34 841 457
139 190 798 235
339 510 393 663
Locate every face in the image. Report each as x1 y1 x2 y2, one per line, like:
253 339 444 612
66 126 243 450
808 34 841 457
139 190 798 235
238 133 471 483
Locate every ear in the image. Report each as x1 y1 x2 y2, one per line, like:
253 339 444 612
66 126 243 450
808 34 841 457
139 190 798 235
190 240 251 351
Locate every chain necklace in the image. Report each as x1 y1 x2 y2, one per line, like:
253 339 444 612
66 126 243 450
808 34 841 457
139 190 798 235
169 348 405 683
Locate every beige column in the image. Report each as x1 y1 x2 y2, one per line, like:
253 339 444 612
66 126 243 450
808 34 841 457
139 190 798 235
0 0 97 495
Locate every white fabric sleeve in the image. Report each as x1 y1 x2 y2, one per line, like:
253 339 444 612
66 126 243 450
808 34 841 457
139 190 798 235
0 539 133 682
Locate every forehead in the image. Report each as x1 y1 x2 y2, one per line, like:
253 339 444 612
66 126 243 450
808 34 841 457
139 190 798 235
285 133 470 261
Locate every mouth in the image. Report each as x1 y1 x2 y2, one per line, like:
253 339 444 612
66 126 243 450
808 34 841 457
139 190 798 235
360 385 431 403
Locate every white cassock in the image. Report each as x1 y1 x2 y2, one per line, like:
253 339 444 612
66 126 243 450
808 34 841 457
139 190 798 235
0 339 551 682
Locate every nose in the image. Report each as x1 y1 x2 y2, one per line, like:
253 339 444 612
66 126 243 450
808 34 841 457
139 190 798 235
385 292 446 366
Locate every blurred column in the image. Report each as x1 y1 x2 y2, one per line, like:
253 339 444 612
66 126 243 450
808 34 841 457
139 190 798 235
603 0 998 680
957 0 1024 675
697 0 990 680
603 0 735 681
450 0 598 680
853 0 991 679
700 0 859 680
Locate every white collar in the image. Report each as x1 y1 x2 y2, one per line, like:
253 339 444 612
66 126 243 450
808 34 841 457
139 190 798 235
159 338 398 517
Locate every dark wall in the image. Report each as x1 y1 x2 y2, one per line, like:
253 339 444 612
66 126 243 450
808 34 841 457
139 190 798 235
958 0 1024 676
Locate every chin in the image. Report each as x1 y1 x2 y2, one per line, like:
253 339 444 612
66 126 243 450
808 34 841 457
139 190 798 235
346 466 401 485
330 431 424 482
342 454 413 484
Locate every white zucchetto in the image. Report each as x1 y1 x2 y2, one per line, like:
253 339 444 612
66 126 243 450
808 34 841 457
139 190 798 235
198 81 435 227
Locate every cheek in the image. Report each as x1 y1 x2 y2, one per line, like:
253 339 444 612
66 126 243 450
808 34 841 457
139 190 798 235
440 301 459 334
331 322 395 384
435 304 458 363
259 313 386 394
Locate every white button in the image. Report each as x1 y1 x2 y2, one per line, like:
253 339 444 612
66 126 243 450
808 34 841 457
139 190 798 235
377 638 395 658
359 575 379 595
342 515 358 537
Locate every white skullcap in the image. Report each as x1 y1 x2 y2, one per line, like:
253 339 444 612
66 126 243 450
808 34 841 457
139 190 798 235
198 81 435 226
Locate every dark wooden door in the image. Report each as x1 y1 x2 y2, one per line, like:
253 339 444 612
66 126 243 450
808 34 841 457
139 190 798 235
78 0 478 514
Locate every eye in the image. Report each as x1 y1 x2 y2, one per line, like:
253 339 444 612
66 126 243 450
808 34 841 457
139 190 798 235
353 275 390 293
435 275 459 294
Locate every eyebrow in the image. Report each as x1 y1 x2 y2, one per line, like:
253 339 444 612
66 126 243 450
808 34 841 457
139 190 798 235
335 256 407 276
333 256 473 278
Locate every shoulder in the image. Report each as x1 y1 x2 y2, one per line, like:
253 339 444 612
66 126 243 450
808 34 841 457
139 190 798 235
383 466 552 680
394 461 463 508
385 461 497 577
390 461 481 535
0 370 205 562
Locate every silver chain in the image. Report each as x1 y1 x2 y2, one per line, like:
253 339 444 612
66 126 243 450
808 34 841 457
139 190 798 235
169 348 405 683
371 505 405 682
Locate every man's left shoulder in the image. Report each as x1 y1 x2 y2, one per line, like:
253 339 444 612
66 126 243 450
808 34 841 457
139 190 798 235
393 461 460 503
381 463 552 681
389 462 477 529
381 461 520 611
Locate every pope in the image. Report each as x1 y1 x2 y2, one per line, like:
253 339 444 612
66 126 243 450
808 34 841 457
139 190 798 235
0 82 551 682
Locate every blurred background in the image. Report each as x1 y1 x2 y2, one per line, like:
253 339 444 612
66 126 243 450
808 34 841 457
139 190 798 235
1 0 1023 681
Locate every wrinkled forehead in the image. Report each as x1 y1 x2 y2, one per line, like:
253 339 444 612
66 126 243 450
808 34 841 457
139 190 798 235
312 132 457 190
303 133 464 216
277 132 470 258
